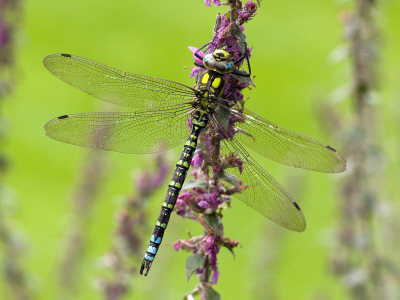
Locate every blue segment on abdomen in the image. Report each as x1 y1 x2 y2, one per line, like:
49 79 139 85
150 235 162 244
147 246 157 254
145 254 154 261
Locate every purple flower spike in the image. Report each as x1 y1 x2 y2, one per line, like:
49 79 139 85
177 0 257 290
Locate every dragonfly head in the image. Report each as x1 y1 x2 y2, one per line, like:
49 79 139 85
203 49 235 74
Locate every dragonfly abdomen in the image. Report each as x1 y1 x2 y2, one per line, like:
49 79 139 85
140 111 209 276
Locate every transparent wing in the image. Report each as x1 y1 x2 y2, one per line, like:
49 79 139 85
215 102 346 173
219 135 306 232
45 104 192 154
43 53 196 109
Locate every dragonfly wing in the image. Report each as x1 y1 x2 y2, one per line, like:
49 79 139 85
220 138 306 232
43 53 196 109
45 105 192 154
220 104 346 173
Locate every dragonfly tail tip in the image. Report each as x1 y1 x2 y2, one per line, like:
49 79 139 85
140 259 152 276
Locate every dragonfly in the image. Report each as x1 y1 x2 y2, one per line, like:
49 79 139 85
43 44 346 276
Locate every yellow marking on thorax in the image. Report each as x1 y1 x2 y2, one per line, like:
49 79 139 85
201 73 210 84
212 77 221 88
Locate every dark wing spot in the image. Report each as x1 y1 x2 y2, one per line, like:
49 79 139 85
293 202 301 211
326 145 337 152
58 115 69 119
61 53 72 57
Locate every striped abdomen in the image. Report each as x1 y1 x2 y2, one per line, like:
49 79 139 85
140 111 208 276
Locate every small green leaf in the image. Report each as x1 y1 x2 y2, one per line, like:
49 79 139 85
231 73 256 86
186 253 204 281
204 213 219 233
231 9 238 21
218 170 240 188
206 287 221 300
182 179 208 190
235 27 247 45
223 243 236 258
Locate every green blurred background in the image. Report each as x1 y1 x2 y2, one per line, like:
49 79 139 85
1 0 400 299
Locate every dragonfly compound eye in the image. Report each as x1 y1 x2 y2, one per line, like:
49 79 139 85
203 53 217 70
215 61 234 74
203 52 234 74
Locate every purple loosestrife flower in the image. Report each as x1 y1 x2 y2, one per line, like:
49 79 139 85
198 191 222 210
173 240 183 251
151 161 169 187
189 46 204 64
191 152 203 168
176 190 191 216
187 116 193 129
213 164 221 174
202 235 220 283
190 66 201 78
204 136 212 151
188 47 203 78
236 158 243 174
204 0 221 7
211 269 220 285
237 1 258 26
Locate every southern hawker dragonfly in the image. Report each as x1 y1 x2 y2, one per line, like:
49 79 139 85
43 44 346 276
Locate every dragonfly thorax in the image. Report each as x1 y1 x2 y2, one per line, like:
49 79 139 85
194 70 226 113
